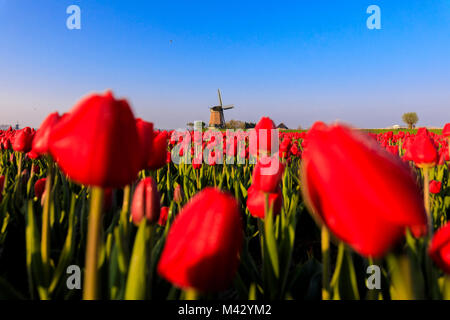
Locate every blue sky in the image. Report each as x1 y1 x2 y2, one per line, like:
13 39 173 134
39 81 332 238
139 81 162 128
0 0 449 129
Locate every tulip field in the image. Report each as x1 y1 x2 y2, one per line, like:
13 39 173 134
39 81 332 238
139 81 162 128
0 91 450 301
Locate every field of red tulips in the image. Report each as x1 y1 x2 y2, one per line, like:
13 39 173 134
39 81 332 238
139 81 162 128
0 91 450 300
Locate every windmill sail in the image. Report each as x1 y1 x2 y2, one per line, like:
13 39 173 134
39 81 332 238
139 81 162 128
218 89 223 107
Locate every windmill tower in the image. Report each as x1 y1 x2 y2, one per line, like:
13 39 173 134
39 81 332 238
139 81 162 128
208 89 234 128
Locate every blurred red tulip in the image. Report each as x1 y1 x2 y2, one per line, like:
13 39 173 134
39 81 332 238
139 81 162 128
135 119 154 170
2 138 11 150
13 127 35 153
49 91 142 188
157 187 243 292
410 134 438 168
301 122 428 257
34 178 46 199
429 180 442 194
290 144 300 157
251 155 285 193
386 145 399 156
147 131 169 170
192 156 202 169
246 185 282 219
158 206 169 227
429 223 450 274
131 177 160 225
443 123 450 137
32 112 61 155
27 150 40 160
255 117 276 155
417 127 429 136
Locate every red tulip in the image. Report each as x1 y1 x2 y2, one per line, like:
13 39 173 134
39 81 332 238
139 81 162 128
290 144 300 157
417 127 429 136
49 91 142 188
32 112 61 155
157 187 243 292
386 145 399 157
27 150 40 160
13 127 35 153
246 185 282 219
429 223 450 274
251 155 285 193
192 156 202 170
301 122 427 258
147 131 169 170
34 178 47 199
429 180 442 194
255 117 276 155
2 138 11 150
410 133 438 168
131 177 160 225
135 118 154 170
158 206 169 226
443 123 450 137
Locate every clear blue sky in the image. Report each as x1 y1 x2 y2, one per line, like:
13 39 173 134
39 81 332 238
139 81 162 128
0 0 449 129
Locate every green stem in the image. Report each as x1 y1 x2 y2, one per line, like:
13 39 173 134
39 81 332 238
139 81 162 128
120 185 131 235
83 187 104 300
386 254 416 300
444 275 450 300
41 159 53 282
184 288 199 300
26 163 35 197
321 225 331 300
423 167 432 236
17 152 22 178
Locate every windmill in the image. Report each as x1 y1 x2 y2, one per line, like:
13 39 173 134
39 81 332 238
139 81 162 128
208 89 234 128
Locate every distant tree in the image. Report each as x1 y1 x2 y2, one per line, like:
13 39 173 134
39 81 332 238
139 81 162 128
225 120 246 130
402 112 419 129
297 125 303 131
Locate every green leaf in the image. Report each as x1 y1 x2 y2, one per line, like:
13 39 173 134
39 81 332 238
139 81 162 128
124 221 150 300
49 193 77 294
330 243 360 300
25 200 48 300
